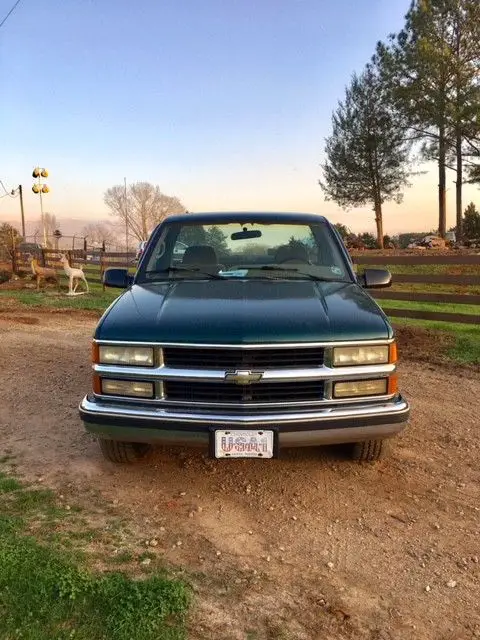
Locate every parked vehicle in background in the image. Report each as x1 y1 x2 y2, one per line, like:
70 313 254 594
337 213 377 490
86 250 102 264
80 211 410 465
407 235 447 249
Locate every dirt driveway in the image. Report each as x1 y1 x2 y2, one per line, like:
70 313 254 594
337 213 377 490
0 311 479 640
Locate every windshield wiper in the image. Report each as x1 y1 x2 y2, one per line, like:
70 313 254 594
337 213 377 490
234 265 342 282
145 266 224 280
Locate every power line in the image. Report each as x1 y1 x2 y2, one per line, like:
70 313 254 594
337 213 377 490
0 0 22 30
0 179 15 197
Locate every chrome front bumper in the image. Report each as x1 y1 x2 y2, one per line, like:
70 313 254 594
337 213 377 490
79 395 410 448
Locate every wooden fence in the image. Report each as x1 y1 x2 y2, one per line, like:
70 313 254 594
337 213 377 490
352 253 480 326
14 249 136 285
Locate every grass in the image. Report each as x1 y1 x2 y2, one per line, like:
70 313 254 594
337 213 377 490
0 288 118 312
378 298 479 316
393 318 480 366
375 263 480 275
0 275 119 313
0 469 190 639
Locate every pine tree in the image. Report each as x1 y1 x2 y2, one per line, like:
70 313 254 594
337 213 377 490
376 0 480 238
319 63 411 249
463 201 480 239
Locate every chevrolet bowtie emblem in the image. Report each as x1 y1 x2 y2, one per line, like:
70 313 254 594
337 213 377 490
224 370 264 385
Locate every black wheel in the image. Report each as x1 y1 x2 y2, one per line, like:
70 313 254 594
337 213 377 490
99 439 153 463
351 439 389 462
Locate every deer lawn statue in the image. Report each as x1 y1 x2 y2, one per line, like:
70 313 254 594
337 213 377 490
29 255 59 291
60 254 89 295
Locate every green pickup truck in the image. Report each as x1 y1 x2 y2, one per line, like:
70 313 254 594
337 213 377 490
79 212 409 463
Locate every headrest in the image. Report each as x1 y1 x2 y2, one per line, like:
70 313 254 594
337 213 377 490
182 245 218 265
274 244 308 263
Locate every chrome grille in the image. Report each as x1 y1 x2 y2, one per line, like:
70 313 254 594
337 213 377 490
162 346 325 369
164 380 325 404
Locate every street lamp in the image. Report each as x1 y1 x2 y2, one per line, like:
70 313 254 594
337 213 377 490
32 167 50 247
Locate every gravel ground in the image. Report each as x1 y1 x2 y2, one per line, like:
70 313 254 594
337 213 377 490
0 311 479 640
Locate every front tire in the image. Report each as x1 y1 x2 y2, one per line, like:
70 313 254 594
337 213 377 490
99 439 153 463
351 439 389 462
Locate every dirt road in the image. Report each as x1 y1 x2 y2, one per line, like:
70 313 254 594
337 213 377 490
0 311 479 640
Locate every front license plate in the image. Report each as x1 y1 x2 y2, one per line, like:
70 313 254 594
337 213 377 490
214 430 275 459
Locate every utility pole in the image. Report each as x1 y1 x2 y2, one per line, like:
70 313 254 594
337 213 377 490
10 184 26 237
19 185 25 237
124 177 129 256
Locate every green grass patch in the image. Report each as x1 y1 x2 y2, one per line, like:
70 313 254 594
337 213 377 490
394 318 480 366
449 333 480 366
0 287 119 312
378 298 479 316
0 470 190 639
109 550 135 565
355 262 479 275
0 540 189 640
0 476 22 492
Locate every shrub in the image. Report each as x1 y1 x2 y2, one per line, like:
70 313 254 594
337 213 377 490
0 269 11 284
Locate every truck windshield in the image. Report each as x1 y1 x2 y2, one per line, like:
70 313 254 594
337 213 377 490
138 220 351 282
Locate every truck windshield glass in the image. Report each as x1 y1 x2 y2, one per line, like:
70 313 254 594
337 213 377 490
139 220 351 282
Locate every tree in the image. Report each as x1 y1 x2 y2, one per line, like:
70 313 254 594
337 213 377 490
464 109 480 185
204 226 230 256
462 201 480 239
333 223 351 240
0 223 22 261
359 232 378 249
467 163 480 184
376 0 480 238
319 62 412 248
104 182 186 243
447 0 480 238
178 225 207 246
82 223 117 248
345 233 365 249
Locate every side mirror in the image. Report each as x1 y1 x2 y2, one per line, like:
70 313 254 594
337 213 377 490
361 268 392 289
103 268 134 289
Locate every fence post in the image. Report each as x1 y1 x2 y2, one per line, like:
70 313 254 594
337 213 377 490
101 252 105 291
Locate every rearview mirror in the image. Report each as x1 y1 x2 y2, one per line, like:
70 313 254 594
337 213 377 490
103 268 134 289
361 268 392 289
231 229 262 241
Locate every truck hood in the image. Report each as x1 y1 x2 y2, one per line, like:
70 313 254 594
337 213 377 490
95 280 392 343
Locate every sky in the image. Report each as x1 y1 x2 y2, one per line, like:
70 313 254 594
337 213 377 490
0 0 478 237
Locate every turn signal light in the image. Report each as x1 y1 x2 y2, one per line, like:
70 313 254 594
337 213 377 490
388 375 398 395
389 342 398 364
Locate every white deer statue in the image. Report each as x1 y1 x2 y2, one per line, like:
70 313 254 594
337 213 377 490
60 254 89 295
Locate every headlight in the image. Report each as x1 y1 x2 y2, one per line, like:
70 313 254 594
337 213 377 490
333 345 391 367
333 378 388 398
97 345 154 367
101 379 154 398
